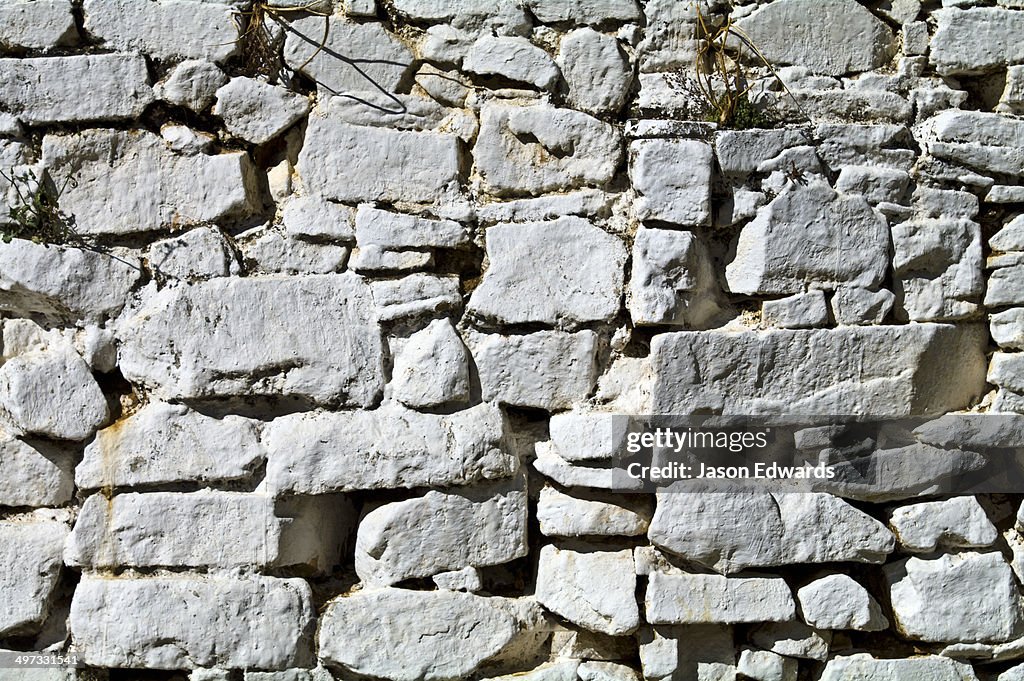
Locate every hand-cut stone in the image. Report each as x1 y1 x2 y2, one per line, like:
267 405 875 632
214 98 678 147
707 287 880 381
118 274 383 407
822 655 980 680
464 36 561 89
70 574 314 670
468 218 626 327
155 59 227 112
922 110 1024 177
239 228 349 275
557 29 632 115
390 319 471 408
832 286 894 325
536 546 639 635
889 497 998 552
737 650 797 681
0 514 68 636
283 197 355 242
214 78 310 145
931 7 1024 75
537 485 650 537
0 0 76 50
355 206 470 250
638 624 737 681
797 574 888 631
370 274 461 322
750 621 832 661
390 0 530 34
0 431 74 508
628 228 724 327
355 477 527 585
993 309 1024 350
987 266 1024 307
892 218 983 321
524 0 640 25
265 402 514 494
762 291 829 329
645 571 795 624
630 139 712 226
149 227 240 281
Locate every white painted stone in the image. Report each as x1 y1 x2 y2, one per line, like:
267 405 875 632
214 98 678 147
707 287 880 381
819 654 980 680
737 650 797 681
536 545 639 635
464 328 598 410
83 0 239 61
70 574 314 670
282 197 355 242
318 589 542 681
390 318 470 408
796 574 888 631
892 218 983 321
65 491 282 569
649 492 893 574
265 402 515 494
283 16 412 100
214 78 310 145
0 347 107 441
0 54 153 125
991 353 1024 394
464 36 560 89
889 496 998 552
239 228 348 275
836 165 911 204
42 129 258 235
638 624 736 681
475 103 623 197
931 7 1024 75
0 1 76 50
628 228 723 328
350 246 432 273
646 571 795 624
0 514 69 636
762 291 829 329
629 138 712 226
299 116 461 204
0 431 74 508
370 273 461 322
557 29 632 115
832 286 894 325
993 309 1024 350
355 477 527 585
355 205 469 250
737 0 895 75
149 227 240 281
77 402 263 490
468 217 626 327
726 182 889 295
537 485 650 537
118 275 383 406
155 59 227 112
887 552 1024 643
749 621 832 661
0 239 141 323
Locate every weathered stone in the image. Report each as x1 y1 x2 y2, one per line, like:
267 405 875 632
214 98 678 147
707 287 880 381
525 0 640 25
992 216 1024 253
536 545 638 635
155 59 227 112
0 347 107 441
832 286 894 325
77 402 263 490
0 239 141 323
762 291 829 329
890 496 999 552
475 103 622 197
630 139 712 226
160 124 215 155
355 477 527 585
70 574 314 670
987 266 1024 307
892 218 983 321
468 218 626 327
533 441 635 490
239 228 348 275
265 402 515 494
0 514 68 636
118 275 383 406
547 411 627 463
283 197 355 242
351 246 433 273
819 654 980 680
66 492 281 569
149 227 240 281
390 318 470 408
391 0 530 35
646 571 795 624
299 116 461 204
914 414 1024 450
0 54 152 125
923 110 1024 177
628 228 724 328
836 165 911 204
318 589 542 681
214 78 310 145
797 574 888 631
0 431 74 508
370 273 461 322
993 309 1024 350
990 353 1024 394
749 621 832 661
83 0 238 62
649 492 894 574
464 36 560 89
638 624 736 681
433 566 483 592
481 662 581 681
887 552 1024 643
557 29 632 115
464 328 598 409
356 205 469 250
726 182 888 295
0 0 76 50
274 494 355 576
651 324 987 415
283 16 412 99
42 129 258 235
577 661 640 681
476 190 614 225
737 650 797 681
931 7 1024 75
737 0 895 75
537 485 650 537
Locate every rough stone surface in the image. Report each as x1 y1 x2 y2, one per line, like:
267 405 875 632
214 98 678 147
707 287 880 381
630 139 712 226
0 1 76 50
931 8 1024 75
390 318 471 408
214 78 311 145
796 574 888 631
628 228 723 327
558 29 632 115
149 227 240 281
537 485 650 537
464 36 561 89
0 515 68 636
0 431 74 507
155 59 227 112
645 571 795 624
819 654 980 680
536 546 639 635
889 497 999 552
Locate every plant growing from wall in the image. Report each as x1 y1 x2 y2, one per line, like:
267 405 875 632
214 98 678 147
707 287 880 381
0 168 84 247
232 2 332 80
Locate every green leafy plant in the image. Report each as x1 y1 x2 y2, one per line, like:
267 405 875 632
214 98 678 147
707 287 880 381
0 168 84 247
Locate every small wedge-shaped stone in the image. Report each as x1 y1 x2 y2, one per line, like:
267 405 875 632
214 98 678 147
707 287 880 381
391 319 471 408
265 402 514 494
797 574 888 631
118 275 384 406
42 129 258 235
70 574 314 670
645 571 795 624
0 514 69 636
536 546 639 635
819 654 980 680
65 492 282 570
355 477 528 586
318 589 542 681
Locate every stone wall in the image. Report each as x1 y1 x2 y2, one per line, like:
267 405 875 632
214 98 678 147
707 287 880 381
0 0 1024 679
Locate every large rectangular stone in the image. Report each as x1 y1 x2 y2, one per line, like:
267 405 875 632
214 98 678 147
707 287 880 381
117 274 384 406
0 514 69 636
70 574 314 670
651 324 988 416
931 8 1024 76
0 54 153 125
298 117 461 204
645 572 795 625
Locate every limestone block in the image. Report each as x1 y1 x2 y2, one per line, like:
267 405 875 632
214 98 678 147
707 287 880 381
923 110 1024 178
0 514 69 636
214 78 311 145
819 654 979 680
390 319 470 408
749 621 832 661
645 571 795 624
155 60 227 112
629 138 712 226
369 273 461 322
282 197 355 242
239 228 349 275
537 485 650 537
762 291 829 329
524 0 640 25
391 0 530 34
0 431 74 508
737 650 797 681
464 36 561 89
993 309 1024 350
149 227 240 281
557 29 632 115
892 218 983 321
0 0 76 50
638 624 736 681
931 7 1024 75
796 574 888 631
535 546 639 635
628 228 723 328
832 286 894 325
889 496 999 552
355 205 469 250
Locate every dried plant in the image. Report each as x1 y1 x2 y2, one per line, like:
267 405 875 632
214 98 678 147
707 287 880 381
232 2 332 80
